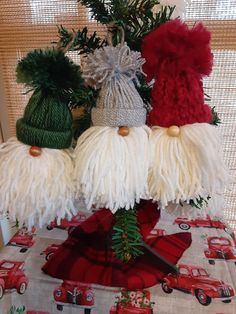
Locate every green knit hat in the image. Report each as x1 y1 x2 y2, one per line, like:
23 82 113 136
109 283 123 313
16 48 83 149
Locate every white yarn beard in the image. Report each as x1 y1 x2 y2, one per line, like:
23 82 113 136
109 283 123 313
149 123 229 209
0 138 76 229
74 126 151 213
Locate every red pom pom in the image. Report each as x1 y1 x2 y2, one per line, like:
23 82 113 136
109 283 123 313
142 19 213 81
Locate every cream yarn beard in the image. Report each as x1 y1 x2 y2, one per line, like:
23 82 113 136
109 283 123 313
148 123 229 208
0 138 76 228
74 126 151 212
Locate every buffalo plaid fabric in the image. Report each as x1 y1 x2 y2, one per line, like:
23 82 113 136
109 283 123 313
42 201 192 289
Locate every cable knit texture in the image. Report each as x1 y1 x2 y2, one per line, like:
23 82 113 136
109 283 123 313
142 19 213 127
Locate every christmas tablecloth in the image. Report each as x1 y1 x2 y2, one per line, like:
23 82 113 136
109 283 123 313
0 207 235 314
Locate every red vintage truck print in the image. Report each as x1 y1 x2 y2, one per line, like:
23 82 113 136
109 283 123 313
9 227 36 252
0 260 28 298
53 280 95 313
174 215 227 231
41 243 60 260
145 228 166 240
162 264 234 306
47 213 88 233
110 289 154 314
204 236 236 265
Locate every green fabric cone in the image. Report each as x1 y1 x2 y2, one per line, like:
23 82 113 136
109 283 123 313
16 90 73 149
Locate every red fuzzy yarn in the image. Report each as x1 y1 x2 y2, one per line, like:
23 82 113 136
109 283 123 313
142 20 213 127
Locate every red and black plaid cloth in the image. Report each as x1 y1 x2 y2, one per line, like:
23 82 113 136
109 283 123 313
42 200 192 289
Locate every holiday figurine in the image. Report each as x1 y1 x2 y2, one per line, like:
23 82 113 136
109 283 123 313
0 49 82 228
74 42 151 212
142 19 229 209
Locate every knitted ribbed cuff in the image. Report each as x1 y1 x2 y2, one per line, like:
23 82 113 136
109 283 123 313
92 108 147 127
16 119 72 149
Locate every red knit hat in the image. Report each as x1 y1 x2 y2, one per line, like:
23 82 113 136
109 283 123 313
142 19 213 127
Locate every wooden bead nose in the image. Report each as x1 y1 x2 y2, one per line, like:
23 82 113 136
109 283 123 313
167 125 180 137
29 146 42 157
118 126 130 136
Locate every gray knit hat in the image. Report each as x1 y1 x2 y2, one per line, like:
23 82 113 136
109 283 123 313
83 44 147 127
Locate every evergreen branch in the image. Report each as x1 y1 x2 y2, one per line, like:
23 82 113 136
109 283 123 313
189 195 211 210
211 106 221 126
180 195 211 210
56 26 106 55
78 0 111 24
112 207 143 262
106 4 174 51
204 92 220 126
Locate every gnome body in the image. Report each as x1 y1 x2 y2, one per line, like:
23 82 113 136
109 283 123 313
142 20 229 208
74 44 151 212
0 49 81 228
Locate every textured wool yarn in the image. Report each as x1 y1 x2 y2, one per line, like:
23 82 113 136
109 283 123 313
74 43 151 211
0 49 81 228
142 20 229 209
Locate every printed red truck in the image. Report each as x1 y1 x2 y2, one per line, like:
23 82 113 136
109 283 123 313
174 215 227 231
9 228 35 251
47 213 88 233
162 264 234 306
145 228 166 240
0 260 28 298
110 290 154 314
204 237 236 265
53 280 95 313
41 243 60 261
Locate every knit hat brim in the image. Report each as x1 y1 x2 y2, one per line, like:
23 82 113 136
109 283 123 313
16 119 72 149
92 108 147 127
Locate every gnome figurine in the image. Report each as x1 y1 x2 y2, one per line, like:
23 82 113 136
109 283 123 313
142 20 229 208
74 43 151 212
0 48 82 228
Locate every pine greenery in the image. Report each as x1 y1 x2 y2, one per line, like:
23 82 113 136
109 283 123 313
211 106 221 125
112 208 143 262
56 26 106 55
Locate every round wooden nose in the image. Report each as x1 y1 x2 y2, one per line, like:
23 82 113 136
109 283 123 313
167 125 180 137
118 126 130 136
29 146 42 157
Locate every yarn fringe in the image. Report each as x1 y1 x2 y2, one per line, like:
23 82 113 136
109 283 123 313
0 138 76 229
149 123 229 208
74 126 151 212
